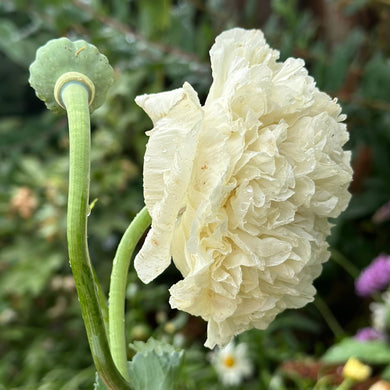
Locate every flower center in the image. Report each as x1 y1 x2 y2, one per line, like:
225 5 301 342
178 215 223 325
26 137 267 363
223 355 236 368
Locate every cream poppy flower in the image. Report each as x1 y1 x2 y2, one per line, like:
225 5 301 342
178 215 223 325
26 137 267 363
134 28 352 348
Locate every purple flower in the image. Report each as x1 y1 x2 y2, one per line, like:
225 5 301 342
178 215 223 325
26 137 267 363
373 200 390 224
355 327 387 342
355 254 390 297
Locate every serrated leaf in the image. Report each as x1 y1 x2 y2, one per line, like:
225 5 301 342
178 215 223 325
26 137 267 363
93 339 184 390
129 337 180 355
322 338 390 364
128 338 184 390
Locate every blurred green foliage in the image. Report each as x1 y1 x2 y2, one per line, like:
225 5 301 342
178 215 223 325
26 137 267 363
1 0 390 389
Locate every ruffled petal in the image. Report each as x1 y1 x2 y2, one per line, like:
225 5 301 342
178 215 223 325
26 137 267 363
135 27 353 347
134 82 203 283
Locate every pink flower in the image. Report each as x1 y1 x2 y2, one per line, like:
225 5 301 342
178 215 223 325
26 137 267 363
355 327 386 342
372 200 390 224
355 254 390 297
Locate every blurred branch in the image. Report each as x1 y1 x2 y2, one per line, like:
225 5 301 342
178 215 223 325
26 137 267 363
186 0 209 13
72 0 208 68
351 97 390 112
372 0 390 6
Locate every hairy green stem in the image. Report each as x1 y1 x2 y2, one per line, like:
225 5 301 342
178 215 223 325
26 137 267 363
109 206 151 380
314 295 345 338
92 266 110 337
62 81 131 390
330 249 360 279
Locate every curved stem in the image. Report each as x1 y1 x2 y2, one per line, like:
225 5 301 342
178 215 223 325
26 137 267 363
335 378 355 390
314 295 345 338
92 266 110 338
62 82 132 390
109 206 151 380
330 249 360 279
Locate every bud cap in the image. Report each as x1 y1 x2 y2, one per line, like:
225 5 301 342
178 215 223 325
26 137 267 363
29 37 114 113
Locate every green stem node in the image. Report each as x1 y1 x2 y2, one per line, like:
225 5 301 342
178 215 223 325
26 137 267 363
55 72 95 109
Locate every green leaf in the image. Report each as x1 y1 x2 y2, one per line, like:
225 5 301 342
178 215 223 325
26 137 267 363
323 29 364 92
93 371 108 390
0 18 37 66
0 238 62 297
322 338 390 364
93 338 184 390
381 364 390 381
138 0 171 39
267 311 322 334
360 53 390 102
128 338 184 390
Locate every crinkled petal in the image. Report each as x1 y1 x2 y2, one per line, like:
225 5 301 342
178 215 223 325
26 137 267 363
134 83 203 283
135 27 353 348
208 28 279 101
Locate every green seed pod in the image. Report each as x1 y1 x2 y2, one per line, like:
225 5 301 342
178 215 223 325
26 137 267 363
29 37 114 113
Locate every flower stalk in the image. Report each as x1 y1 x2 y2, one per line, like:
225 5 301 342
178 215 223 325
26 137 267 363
109 206 151 381
60 77 131 390
29 38 132 389
335 378 355 390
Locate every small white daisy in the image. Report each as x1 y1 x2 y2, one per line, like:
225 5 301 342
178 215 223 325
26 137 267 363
371 291 390 331
210 342 253 386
